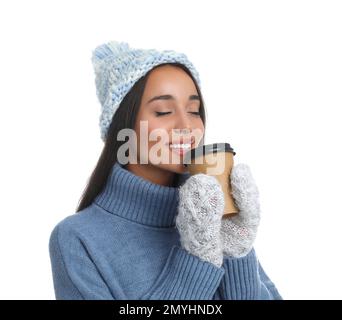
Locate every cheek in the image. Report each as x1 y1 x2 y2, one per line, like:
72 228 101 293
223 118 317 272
192 118 205 134
189 119 205 146
197 119 205 132
135 118 171 148
148 122 171 146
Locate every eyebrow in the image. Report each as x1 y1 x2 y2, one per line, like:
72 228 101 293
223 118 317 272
147 94 200 104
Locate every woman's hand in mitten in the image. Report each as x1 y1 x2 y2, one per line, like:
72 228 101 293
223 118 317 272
220 163 261 258
176 173 225 268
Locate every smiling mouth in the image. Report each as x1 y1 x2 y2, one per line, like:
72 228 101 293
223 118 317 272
165 137 196 157
167 137 195 148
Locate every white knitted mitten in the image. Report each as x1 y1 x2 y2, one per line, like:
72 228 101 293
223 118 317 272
220 163 261 258
176 173 225 268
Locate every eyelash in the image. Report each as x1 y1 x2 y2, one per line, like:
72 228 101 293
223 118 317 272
155 111 201 117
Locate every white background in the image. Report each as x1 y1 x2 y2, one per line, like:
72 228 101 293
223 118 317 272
0 0 341 300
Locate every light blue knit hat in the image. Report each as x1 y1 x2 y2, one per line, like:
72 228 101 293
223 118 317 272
91 40 202 142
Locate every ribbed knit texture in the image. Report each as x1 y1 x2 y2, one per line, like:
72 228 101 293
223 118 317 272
49 161 282 300
94 162 184 228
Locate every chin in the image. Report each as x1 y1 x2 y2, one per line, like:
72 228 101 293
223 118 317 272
154 162 188 175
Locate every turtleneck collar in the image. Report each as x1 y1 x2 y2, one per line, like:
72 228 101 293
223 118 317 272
93 162 191 228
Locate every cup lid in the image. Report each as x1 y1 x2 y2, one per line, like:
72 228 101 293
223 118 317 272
183 142 236 167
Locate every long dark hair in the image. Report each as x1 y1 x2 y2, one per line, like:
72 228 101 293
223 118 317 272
75 62 207 213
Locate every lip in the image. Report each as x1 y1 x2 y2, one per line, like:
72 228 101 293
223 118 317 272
166 136 195 146
167 137 196 157
170 147 189 156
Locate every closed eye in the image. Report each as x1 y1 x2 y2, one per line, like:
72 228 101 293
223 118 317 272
155 111 201 117
155 111 172 116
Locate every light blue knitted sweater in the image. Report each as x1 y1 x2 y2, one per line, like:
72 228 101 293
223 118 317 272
49 161 282 300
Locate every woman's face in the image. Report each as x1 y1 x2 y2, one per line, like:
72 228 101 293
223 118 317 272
134 65 205 174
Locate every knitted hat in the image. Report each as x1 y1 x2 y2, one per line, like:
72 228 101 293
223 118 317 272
91 40 202 142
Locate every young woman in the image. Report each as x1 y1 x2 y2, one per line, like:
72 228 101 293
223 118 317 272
49 41 282 300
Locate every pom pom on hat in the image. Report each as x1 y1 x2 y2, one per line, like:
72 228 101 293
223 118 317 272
91 40 201 142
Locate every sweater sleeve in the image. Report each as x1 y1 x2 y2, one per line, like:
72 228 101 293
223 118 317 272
140 245 225 300
49 223 225 300
218 248 282 300
258 260 282 300
49 223 116 300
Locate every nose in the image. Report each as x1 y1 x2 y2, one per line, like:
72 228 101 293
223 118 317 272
174 111 192 135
